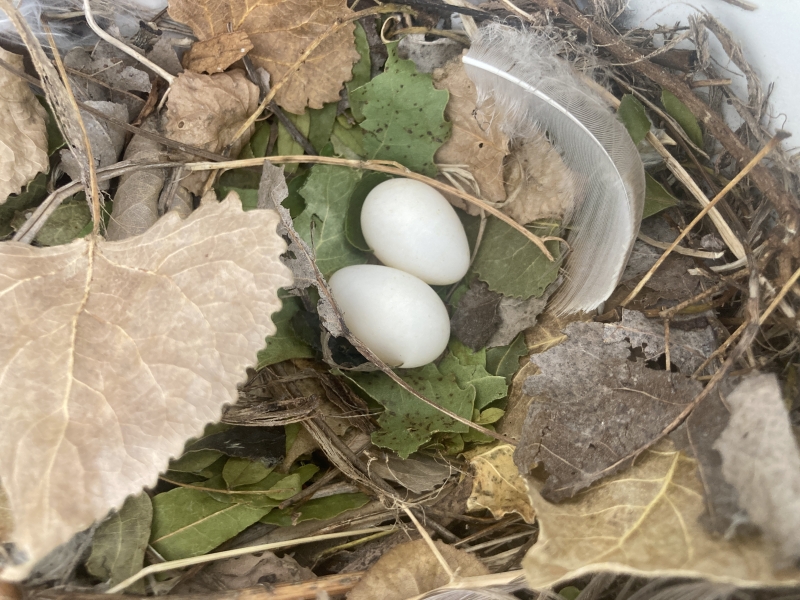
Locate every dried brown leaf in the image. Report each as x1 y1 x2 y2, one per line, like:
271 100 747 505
0 194 292 580
433 59 508 205
164 70 259 194
468 445 535 523
450 280 503 351
0 48 48 204
168 0 359 114
522 438 800 588
348 539 489 600
60 101 128 192
501 134 573 224
184 32 255 75
715 373 800 565
171 551 314 594
515 320 703 501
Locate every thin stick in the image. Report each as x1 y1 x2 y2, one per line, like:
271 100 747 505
82 0 174 84
403 506 455 581
185 155 557 259
637 233 724 259
759 262 800 328
621 133 786 307
105 527 394 594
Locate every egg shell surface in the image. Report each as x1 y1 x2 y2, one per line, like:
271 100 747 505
360 178 471 285
329 265 450 368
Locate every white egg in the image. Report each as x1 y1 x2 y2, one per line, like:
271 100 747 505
360 178 471 285
329 265 450 368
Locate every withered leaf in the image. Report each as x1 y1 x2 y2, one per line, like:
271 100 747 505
168 0 359 115
433 59 508 205
348 539 488 600
670 381 742 535
0 48 48 204
184 31 254 74
450 280 502 351
603 309 716 375
0 194 292 580
468 445 535 523
501 133 574 225
515 320 702 501
164 70 259 194
523 438 800 588
715 373 800 565
486 276 562 348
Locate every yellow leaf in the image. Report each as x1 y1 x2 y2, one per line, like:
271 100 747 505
522 438 800 589
469 444 536 523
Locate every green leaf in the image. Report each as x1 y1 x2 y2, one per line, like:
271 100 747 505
476 407 505 425
222 457 273 489
150 488 270 560
643 173 678 219
261 493 371 526
348 43 450 176
331 119 365 159
86 493 152 589
486 334 528 384
471 217 562 300
248 120 272 159
345 364 475 458
167 450 224 475
661 89 703 148
22 199 91 246
439 340 507 410
308 103 338 154
256 294 315 369
0 172 48 238
618 94 650 145
347 22 371 121
205 464 319 507
276 112 311 175
345 171 392 251
295 165 367 277
217 186 258 211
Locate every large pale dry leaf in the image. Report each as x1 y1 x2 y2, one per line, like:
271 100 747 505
433 59 508 205
0 194 292 580
522 438 800 589
468 445 535 523
715 373 800 565
348 539 489 600
515 320 702 501
0 48 48 204
164 70 259 194
168 0 359 115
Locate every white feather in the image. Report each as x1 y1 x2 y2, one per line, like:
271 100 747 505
421 588 524 600
463 24 645 314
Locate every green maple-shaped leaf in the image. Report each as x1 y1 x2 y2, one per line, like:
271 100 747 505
295 164 368 277
439 340 507 410
349 43 450 176
346 364 474 458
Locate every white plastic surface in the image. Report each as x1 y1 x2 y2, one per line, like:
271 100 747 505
329 265 451 368
360 178 471 285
